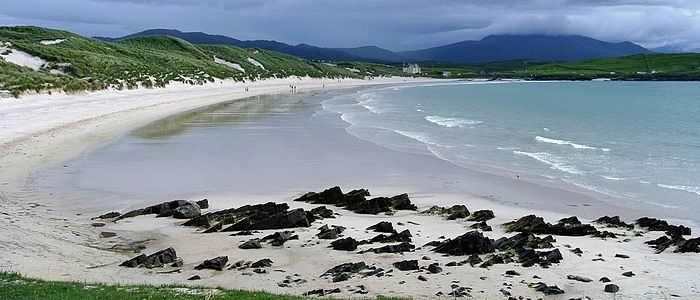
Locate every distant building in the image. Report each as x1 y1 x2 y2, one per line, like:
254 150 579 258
442 71 452 77
402 64 421 74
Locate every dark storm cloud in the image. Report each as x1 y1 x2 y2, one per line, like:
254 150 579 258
0 0 698 51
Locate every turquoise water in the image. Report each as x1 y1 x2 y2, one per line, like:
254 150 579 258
321 81 700 211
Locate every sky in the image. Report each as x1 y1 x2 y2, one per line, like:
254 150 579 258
1 0 699 52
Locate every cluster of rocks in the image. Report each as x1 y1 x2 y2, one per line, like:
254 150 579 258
320 261 386 283
503 215 598 236
293 186 417 214
120 247 275 276
96 199 209 220
183 202 317 233
119 247 180 268
633 217 698 253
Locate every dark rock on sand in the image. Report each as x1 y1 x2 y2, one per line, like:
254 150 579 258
310 206 334 219
239 239 262 249
571 248 583 255
622 271 635 277
505 270 520 276
323 262 368 277
116 200 204 220
567 275 592 282
170 258 184 267
305 288 341 296
250 258 273 268
295 187 417 214
532 282 565 295
467 210 495 222
187 275 201 280
469 221 492 231
675 237 700 253
615 253 630 259
599 277 611 282
172 201 201 219
186 202 315 233
427 263 442 274
480 254 507 268
596 216 632 229
417 275 428 281
332 273 351 282
445 205 470 220
195 256 228 271
636 217 691 237
503 214 598 236
331 237 359 251
261 230 298 246
366 229 412 244
493 232 555 250
393 260 419 271
94 212 120 219
119 247 178 268
604 284 620 293
364 241 415 254
593 230 618 239
367 221 395 233
317 225 346 239
432 231 495 256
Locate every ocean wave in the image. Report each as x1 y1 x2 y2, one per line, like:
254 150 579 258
600 175 625 181
513 151 583 175
535 136 599 150
425 115 482 128
657 184 700 196
394 130 447 147
356 93 385 114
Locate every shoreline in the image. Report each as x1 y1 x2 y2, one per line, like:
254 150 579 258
1 78 699 299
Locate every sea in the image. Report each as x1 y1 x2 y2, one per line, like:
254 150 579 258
321 81 700 211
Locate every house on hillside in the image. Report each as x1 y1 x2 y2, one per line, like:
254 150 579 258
402 64 421 74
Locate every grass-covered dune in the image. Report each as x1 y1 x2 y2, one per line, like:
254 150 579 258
0 272 405 300
0 26 402 97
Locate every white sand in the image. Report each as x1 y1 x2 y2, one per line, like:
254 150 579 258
213 56 245 72
39 39 66 45
0 43 46 70
0 77 698 299
247 57 265 69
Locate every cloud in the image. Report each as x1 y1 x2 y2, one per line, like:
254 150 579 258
1 0 699 51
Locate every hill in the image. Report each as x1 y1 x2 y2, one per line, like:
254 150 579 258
332 46 406 62
400 35 652 63
0 26 402 97
95 29 363 62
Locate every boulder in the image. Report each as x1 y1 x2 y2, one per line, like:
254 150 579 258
366 229 412 244
445 205 470 220
188 275 201 280
261 230 298 246
504 214 598 236
427 263 442 274
558 216 581 225
173 201 201 219
432 231 495 256
322 262 368 277
195 199 209 209
417 275 427 281
305 288 341 296
595 215 632 229
194 256 228 271
505 270 520 276
604 284 620 293
393 260 419 271
622 271 635 277
310 206 334 219
367 221 395 233
532 282 565 295
599 277 611 282
467 210 495 222
636 217 691 236
239 239 262 249
365 241 415 254
250 258 273 268
331 237 359 251
317 225 345 239
675 237 700 253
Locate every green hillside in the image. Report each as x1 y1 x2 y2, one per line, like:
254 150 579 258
0 26 398 97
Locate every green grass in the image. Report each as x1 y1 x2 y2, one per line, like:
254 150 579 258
0 26 403 97
0 272 408 300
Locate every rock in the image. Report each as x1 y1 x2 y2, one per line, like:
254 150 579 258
615 253 630 259
364 241 415 254
354 285 368 294
505 270 520 276
187 275 201 280
310 206 334 219
599 277 611 283
417 275 427 281
317 225 346 239
99 232 116 238
532 282 565 295
367 221 395 233
567 275 592 282
331 237 359 251
250 258 273 268
422 256 431 260
604 284 620 293
593 231 618 239
504 214 598 236
118 200 192 220
305 288 341 296
333 273 351 282
170 258 184 267
636 217 691 237
195 199 209 209
427 263 442 274
261 230 298 246
94 212 120 219
322 262 368 277
239 239 262 249
493 232 555 250
172 201 201 219
480 254 506 268
675 237 700 253
432 231 495 256
91 223 106 227
468 210 495 222
195 256 228 271
571 248 583 255
500 288 511 296
393 260 419 271
243 208 313 231
253 268 267 274
466 254 483 266
596 216 632 229
469 221 492 231
366 229 412 244
445 205 470 220
622 271 635 277
293 186 346 205
558 216 581 225
119 247 178 268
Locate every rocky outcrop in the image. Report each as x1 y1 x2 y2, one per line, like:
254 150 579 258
469 221 492 231
321 262 375 282
331 237 359 251
294 186 417 214
261 230 298 246
239 239 262 249
467 210 495 222
110 199 208 220
636 217 691 237
119 247 178 268
421 205 470 220
183 202 316 233
367 221 395 233
317 225 346 239
365 229 412 244
393 260 419 271
364 241 415 254
194 256 228 271
310 206 334 219
503 214 598 236
595 215 633 229
431 231 495 256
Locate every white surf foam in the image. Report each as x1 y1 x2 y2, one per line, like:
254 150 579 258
657 184 700 196
394 130 446 147
535 136 599 150
513 151 583 175
425 115 482 128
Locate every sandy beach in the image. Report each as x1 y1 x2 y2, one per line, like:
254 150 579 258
1 78 699 299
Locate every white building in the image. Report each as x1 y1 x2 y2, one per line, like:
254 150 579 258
402 64 421 74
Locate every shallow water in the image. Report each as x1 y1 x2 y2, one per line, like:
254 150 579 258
322 81 700 213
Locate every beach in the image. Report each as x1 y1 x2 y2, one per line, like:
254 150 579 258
1 78 699 299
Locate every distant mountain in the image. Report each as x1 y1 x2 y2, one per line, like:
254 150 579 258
95 30 653 64
94 29 362 61
332 46 406 62
400 35 653 63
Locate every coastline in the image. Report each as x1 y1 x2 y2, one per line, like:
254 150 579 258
1 78 699 299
